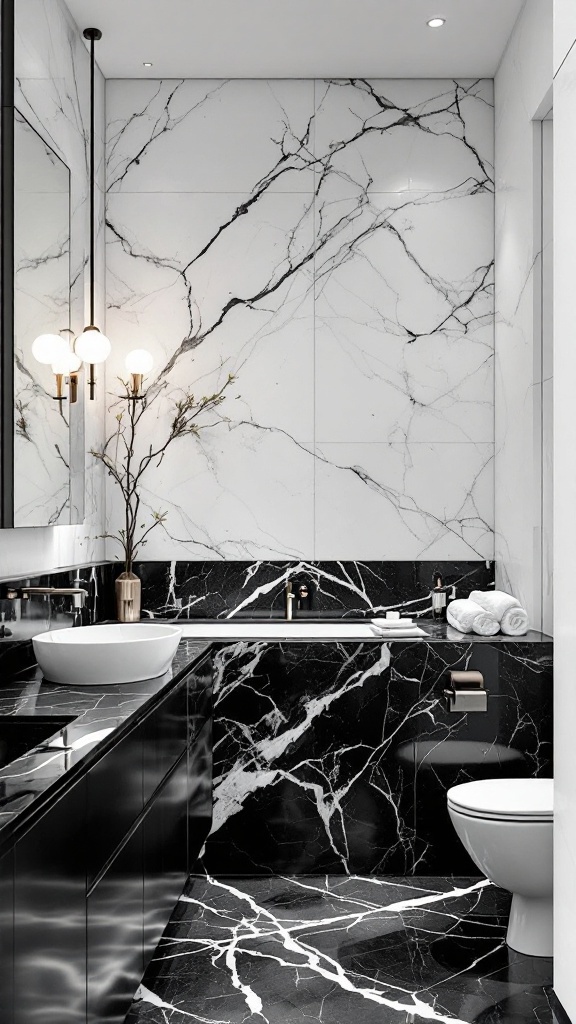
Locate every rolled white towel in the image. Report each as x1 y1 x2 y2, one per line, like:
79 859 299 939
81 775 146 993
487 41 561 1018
500 605 530 636
469 590 520 621
446 599 500 636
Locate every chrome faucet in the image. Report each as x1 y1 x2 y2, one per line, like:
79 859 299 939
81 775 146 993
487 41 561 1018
285 581 295 621
1 585 88 626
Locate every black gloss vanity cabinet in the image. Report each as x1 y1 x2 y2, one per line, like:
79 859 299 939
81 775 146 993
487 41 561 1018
0 654 213 1024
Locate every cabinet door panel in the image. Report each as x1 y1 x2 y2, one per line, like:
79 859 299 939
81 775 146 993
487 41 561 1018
13 779 86 1024
142 681 187 803
188 720 213 871
143 752 189 965
86 725 143 886
87 823 143 1024
0 849 14 1024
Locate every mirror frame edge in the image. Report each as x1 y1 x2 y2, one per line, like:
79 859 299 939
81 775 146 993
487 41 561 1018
1 0 15 528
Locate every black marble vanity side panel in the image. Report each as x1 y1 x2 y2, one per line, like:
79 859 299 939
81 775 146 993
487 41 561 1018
202 639 552 877
133 560 495 620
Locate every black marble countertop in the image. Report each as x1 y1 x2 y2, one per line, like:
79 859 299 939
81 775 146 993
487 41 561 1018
147 616 552 644
0 638 210 852
413 620 551 643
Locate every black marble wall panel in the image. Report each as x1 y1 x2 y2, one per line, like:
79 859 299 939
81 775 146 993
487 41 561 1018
133 560 495 619
202 639 552 876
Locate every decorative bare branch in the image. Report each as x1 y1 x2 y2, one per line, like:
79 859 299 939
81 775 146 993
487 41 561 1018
91 372 235 572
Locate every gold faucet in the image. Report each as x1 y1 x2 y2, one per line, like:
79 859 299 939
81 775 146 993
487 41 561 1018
285 581 295 621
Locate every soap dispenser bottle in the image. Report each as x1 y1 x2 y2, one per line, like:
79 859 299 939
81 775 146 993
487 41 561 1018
430 571 449 621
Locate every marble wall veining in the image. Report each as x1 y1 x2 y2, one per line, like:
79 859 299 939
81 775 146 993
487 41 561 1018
105 78 495 564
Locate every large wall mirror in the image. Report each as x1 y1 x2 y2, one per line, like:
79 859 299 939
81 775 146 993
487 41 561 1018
1 0 86 528
13 110 74 525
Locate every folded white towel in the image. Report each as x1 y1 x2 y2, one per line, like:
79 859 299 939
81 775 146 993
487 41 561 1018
369 625 427 638
469 590 520 620
371 618 413 627
469 589 529 636
446 599 500 636
500 606 530 636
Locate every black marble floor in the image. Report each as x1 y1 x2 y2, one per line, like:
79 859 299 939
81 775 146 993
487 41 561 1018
125 874 553 1024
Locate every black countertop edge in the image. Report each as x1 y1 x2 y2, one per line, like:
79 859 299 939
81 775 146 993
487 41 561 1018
136 618 552 644
0 639 211 856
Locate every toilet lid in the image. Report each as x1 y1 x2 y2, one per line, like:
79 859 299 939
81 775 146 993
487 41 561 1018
447 778 553 821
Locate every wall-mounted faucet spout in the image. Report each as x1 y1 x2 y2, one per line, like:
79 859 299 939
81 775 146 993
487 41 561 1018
0 585 88 626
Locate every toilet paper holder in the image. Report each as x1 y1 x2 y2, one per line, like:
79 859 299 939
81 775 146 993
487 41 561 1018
443 670 487 713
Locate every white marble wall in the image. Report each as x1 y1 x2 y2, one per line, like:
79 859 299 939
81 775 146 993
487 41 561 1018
553 0 576 1011
105 78 495 562
494 0 553 626
0 0 107 570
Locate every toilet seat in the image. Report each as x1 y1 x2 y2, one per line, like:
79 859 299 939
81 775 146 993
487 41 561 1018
447 778 553 822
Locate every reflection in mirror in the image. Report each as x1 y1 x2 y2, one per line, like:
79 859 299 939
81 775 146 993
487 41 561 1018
13 109 73 525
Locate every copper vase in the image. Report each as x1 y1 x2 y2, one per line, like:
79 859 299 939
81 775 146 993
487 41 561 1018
115 572 141 622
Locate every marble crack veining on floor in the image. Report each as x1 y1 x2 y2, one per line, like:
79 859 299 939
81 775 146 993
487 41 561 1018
125 874 553 1024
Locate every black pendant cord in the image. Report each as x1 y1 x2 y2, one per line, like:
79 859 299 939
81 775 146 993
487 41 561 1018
83 28 101 327
83 29 101 400
89 32 95 325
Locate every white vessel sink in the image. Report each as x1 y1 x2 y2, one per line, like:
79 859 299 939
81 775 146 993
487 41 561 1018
33 624 182 686
177 621 426 640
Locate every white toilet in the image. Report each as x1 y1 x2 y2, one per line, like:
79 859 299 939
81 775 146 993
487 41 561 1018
447 777 553 958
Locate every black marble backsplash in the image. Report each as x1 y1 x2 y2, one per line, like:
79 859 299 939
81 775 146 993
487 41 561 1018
133 560 495 620
0 561 494 636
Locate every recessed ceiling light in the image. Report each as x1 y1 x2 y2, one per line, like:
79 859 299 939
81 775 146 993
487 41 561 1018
143 61 153 67
427 17 446 28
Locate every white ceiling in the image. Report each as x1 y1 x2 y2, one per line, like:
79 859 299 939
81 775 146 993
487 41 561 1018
63 0 526 79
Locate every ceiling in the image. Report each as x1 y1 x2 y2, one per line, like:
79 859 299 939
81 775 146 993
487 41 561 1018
63 0 526 79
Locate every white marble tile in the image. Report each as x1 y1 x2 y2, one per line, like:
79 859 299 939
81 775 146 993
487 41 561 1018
315 190 494 444
314 79 494 194
107 79 316 194
105 78 495 562
106 418 315 561
313 442 494 560
106 190 315 442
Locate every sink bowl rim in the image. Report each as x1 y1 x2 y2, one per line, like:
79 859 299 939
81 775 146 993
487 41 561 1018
32 623 183 646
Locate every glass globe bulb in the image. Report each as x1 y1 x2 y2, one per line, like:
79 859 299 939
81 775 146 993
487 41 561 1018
75 326 111 364
125 348 154 374
31 333 68 365
51 349 83 375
